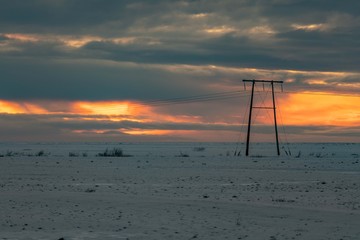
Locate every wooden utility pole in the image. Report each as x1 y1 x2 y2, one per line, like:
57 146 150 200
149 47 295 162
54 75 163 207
245 80 255 156
243 79 283 156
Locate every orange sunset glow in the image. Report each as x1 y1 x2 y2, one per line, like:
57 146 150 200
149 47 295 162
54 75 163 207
122 129 172 135
0 100 48 114
72 101 144 116
279 93 360 126
1 91 359 138
0 100 148 116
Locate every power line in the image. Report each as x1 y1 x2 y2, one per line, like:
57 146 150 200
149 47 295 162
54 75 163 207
143 93 251 107
142 90 243 104
94 91 255 110
234 90 251 156
76 89 360 114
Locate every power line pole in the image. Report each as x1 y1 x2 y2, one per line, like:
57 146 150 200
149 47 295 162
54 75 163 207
243 79 283 156
271 81 280 156
245 80 255 157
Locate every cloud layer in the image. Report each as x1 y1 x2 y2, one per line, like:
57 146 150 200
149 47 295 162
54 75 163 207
0 0 359 142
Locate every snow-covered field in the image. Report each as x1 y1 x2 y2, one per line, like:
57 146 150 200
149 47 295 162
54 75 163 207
0 142 359 240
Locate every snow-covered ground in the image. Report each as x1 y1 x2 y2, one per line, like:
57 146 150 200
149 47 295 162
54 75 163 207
0 142 359 240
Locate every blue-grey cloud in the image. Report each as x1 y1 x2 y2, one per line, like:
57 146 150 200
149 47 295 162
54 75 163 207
0 57 211 101
1 0 359 72
0 0 359 142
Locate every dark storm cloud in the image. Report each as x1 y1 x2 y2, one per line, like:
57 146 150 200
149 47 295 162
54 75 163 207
81 34 294 69
0 57 210 101
0 55 358 102
0 0 133 34
256 0 360 19
0 0 188 36
1 0 359 71
275 29 360 71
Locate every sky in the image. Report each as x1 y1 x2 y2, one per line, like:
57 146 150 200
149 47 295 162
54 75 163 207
0 0 359 143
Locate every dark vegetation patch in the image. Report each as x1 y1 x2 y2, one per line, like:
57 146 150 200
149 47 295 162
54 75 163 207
96 148 132 157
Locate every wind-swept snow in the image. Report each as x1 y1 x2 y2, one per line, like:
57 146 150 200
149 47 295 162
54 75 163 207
0 143 359 239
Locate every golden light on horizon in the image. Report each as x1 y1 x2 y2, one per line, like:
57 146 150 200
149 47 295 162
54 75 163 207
1 93 359 140
63 36 102 48
2 33 137 49
279 92 360 126
204 26 235 34
3 33 39 42
291 23 325 31
190 13 209 19
71 101 147 116
0 101 24 114
122 129 172 135
0 100 48 114
0 100 154 119
305 79 328 85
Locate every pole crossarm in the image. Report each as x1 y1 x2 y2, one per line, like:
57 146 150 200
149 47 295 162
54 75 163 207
243 79 284 83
